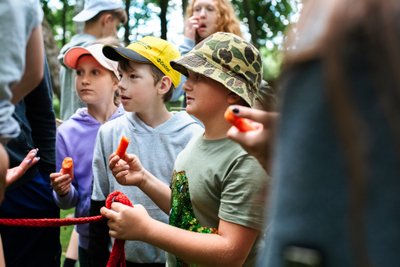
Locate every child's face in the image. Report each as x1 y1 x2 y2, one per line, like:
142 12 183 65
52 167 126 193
75 55 118 106
118 61 160 113
183 71 231 121
192 0 218 39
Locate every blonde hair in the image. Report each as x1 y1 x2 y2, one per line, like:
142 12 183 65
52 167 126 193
186 0 242 42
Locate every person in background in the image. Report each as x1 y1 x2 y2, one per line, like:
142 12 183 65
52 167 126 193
89 36 203 266
169 0 242 104
0 58 61 267
102 32 269 266
50 39 123 267
230 0 400 266
58 0 127 121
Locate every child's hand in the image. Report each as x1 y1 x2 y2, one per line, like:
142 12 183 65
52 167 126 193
100 203 151 241
184 15 199 40
6 148 40 187
50 170 72 197
109 152 145 187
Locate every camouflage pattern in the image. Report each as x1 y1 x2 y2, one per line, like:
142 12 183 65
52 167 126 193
171 32 263 107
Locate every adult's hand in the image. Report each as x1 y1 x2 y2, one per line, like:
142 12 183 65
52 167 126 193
226 105 279 172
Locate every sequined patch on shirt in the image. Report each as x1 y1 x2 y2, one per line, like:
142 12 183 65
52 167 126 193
170 170 218 266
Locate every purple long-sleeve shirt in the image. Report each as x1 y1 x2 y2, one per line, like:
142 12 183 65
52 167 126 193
53 106 124 249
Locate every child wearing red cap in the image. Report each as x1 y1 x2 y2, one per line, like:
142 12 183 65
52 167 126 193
50 39 124 267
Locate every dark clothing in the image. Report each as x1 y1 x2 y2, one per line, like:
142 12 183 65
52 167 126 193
89 199 110 266
262 57 400 266
0 59 61 267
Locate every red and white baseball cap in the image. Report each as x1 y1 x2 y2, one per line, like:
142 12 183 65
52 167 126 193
64 43 119 79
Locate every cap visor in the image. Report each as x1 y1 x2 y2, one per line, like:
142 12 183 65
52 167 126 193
72 10 99 22
103 46 151 63
64 47 91 69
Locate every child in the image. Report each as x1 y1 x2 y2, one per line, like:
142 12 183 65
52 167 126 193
58 0 127 120
50 41 123 266
88 36 203 266
170 0 243 104
103 32 269 266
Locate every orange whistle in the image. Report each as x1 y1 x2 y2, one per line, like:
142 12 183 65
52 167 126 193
224 108 256 132
115 136 130 158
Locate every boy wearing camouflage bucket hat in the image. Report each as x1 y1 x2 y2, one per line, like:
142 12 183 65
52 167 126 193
100 32 270 267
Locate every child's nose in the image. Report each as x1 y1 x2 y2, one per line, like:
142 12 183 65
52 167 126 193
199 8 207 17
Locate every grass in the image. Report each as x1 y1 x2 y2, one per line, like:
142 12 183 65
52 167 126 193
60 208 76 265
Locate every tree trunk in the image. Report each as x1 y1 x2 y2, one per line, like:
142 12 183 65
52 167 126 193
159 0 168 40
61 0 68 46
242 0 258 48
124 0 131 45
182 0 188 17
42 18 61 98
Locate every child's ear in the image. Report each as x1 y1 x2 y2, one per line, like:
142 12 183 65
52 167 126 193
101 13 113 26
227 92 241 104
158 76 172 95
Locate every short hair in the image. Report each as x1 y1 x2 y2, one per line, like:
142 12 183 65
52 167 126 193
118 59 175 103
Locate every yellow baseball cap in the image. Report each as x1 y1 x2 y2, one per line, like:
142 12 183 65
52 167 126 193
103 36 181 87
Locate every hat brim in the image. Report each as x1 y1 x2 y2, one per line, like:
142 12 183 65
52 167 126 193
103 46 151 64
64 44 119 79
64 47 91 69
171 53 253 106
72 10 99 22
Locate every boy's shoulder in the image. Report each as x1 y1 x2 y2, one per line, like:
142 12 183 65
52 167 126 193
169 111 203 132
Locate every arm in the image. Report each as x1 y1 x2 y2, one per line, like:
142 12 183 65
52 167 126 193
226 105 279 173
101 203 258 266
109 152 171 214
51 130 78 209
11 25 44 104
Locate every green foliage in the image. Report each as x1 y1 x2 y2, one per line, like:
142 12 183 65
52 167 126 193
41 0 77 48
261 46 283 81
232 0 299 49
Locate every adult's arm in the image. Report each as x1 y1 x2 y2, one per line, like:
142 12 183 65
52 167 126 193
11 25 44 104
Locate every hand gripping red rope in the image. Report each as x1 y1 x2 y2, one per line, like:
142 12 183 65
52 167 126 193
0 191 133 267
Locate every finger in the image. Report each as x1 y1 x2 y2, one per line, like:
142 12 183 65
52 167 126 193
19 149 40 170
108 153 120 169
100 206 118 219
111 202 128 212
228 105 277 126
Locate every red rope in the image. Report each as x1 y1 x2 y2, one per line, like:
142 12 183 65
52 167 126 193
0 191 133 267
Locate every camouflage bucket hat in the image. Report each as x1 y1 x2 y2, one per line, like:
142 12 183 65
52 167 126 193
170 32 263 107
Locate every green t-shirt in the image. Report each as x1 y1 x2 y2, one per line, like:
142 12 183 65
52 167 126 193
168 134 269 267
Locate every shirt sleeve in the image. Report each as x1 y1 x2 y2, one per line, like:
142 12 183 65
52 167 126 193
53 129 79 209
219 155 269 231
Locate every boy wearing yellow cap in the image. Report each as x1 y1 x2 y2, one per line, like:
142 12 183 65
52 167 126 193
88 36 203 266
